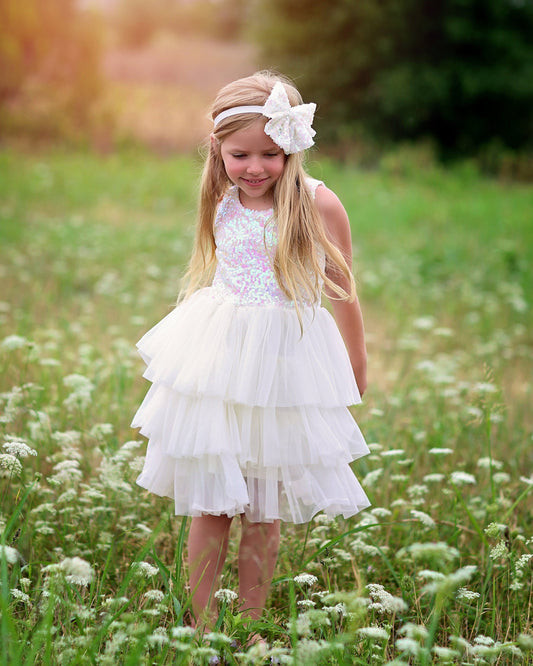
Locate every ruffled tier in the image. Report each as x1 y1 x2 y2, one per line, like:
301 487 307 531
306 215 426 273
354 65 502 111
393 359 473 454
132 288 370 523
135 288 361 408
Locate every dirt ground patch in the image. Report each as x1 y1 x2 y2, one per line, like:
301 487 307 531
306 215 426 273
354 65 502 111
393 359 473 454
103 33 260 152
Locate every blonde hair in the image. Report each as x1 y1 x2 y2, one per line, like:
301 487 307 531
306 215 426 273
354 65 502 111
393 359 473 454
182 70 356 312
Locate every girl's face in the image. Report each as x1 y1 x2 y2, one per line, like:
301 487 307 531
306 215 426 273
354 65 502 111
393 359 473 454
218 119 286 210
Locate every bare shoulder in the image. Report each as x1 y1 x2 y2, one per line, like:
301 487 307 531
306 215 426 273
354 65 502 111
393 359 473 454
314 184 351 245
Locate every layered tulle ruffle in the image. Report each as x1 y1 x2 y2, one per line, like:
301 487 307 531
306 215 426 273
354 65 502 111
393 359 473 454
132 288 370 523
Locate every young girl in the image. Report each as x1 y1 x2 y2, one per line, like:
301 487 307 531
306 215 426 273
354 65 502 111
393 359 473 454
132 71 370 633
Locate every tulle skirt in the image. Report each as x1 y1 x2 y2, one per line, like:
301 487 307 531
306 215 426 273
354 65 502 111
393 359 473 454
132 288 370 523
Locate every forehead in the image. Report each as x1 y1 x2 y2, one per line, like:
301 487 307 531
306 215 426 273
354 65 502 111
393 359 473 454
221 120 280 152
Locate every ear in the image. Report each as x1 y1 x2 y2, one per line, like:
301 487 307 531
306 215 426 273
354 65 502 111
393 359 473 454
210 133 219 151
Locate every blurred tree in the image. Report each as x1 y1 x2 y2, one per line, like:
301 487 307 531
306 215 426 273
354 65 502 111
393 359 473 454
113 0 248 47
254 0 533 155
0 0 103 138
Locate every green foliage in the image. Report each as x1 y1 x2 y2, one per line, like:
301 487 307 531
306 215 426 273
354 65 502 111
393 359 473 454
0 0 104 141
254 0 533 156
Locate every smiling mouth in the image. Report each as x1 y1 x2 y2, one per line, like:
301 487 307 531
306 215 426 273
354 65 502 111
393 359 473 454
242 177 268 185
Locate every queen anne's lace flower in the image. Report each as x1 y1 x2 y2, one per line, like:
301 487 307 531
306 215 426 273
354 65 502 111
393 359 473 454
213 588 238 603
59 556 95 586
3 440 37 458
131 561 159 578
0 545 20 564
293 573 318 587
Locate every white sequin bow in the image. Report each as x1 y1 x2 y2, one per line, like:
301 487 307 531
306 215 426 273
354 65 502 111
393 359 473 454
262 82 316 155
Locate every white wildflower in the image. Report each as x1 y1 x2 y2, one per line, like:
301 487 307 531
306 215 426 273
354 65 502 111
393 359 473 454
489 540 510 561
143 589 165 603
457 587 481 601
2 440 37 458
213 588 238 603
89 423 114 440
102 596 129 609
410 510 436 529
49 459 82 485
473 382 497 394
204 632 232 645
52 430 82 447
484 522 507 538
474 635 495 646
423 473 445 483
362 468 383 487
131 561 159 578
434 327 453 337
0 545 20 564
147 628 169 647
171 626 195 639
417 570 445 581
428 448 454 456
297 599 316 610
381 449 405 458
407 484 428 498
59 557 95 586
422 565 477 595
31 503 56 516
1 335 28 351
366 583 408 614
517 633 533 650
10 588 31 604
450 471 476 486
466 403 484 419
413 316 436 330
493 472 510 484
63 374 94 411
396 637 423 657
369 507 392 519
519 475 533 486
397 541 459 563
432 646 460 660
515 553 533 574
399 623 429 640
0 454 23 477
293 573 318 587
477 457 503 469
357 626 390 640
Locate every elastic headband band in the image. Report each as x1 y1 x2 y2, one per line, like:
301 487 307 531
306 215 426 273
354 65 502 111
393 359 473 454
212 82 316 155
213 106 265 126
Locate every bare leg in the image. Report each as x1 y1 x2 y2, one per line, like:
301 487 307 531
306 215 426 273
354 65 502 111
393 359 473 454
238 516 281 623
187 514 233 628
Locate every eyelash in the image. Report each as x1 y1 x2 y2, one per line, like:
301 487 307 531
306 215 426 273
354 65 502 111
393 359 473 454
232 153 279 158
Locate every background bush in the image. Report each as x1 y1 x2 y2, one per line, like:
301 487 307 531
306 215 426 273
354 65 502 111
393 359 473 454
0 0 104 142
255 0 533 158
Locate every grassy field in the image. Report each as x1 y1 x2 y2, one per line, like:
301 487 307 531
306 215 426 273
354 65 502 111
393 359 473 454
0 146 532 664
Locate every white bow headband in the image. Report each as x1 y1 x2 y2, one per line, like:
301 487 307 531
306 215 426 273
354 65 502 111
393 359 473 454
213 81 316 155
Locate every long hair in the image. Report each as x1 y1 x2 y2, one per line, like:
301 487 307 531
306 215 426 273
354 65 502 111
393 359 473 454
182 71 356 310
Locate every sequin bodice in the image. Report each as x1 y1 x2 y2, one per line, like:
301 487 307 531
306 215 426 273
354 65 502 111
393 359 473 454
212 181 324 307
212 187 288 306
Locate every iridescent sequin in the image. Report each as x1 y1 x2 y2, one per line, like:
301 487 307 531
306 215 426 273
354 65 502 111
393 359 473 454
211 183 324 307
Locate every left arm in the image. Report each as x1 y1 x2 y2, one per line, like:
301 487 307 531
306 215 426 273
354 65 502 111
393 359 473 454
315 186 367 396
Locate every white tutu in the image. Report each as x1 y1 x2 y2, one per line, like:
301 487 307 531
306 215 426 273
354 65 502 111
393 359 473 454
132 288 371 523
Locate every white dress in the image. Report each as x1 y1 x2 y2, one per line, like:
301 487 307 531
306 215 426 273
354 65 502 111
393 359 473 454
132 178 370 523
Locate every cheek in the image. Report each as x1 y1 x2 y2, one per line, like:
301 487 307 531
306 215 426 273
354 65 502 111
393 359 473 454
273 157 286 177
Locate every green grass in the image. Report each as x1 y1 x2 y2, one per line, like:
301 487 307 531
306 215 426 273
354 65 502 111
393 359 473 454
0 146 532 664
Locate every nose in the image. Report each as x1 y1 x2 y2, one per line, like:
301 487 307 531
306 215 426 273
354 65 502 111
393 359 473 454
246 158 263 175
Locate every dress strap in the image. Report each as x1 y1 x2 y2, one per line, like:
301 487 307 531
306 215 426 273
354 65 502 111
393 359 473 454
305 176 324 200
